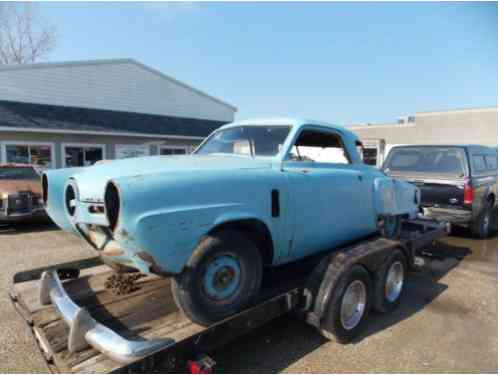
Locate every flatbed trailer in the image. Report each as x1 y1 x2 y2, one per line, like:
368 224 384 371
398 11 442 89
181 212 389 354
9 218 447 374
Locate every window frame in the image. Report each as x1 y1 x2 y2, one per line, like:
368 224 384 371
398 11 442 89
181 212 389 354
1 141 56 169
283 125 352 166
61 143 106 168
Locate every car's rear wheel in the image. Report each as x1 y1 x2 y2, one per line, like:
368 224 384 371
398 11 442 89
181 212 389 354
171 229 263 326
471 200 493 239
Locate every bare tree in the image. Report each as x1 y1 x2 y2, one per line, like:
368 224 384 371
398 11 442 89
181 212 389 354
0 3 56 65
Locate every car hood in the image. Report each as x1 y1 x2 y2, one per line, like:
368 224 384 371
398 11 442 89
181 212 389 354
0 179 42 196
72 154 273 202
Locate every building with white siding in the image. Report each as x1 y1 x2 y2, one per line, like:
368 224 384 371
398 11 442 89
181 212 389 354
349 106 498 168
0 58 237 168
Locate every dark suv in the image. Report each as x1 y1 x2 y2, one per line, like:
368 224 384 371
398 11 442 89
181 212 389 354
382 145 497 238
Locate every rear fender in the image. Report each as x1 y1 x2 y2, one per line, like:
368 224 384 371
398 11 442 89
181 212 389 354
373 177 419 218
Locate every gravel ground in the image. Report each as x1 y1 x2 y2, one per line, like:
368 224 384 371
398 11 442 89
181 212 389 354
1 222 498 373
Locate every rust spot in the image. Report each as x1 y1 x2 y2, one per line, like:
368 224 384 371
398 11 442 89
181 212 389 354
136 251 172 277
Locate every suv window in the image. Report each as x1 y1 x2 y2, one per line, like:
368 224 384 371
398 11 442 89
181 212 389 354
473 155 487 172
289 129 350 164
383 146 466 176
485 155 497 170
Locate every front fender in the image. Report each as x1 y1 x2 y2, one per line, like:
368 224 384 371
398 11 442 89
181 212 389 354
125 204 266 274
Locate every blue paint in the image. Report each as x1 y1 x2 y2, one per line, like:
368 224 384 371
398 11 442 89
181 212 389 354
43 118 420 275
202 255 241 300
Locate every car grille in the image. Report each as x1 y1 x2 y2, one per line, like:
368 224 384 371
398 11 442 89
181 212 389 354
8 192 31 213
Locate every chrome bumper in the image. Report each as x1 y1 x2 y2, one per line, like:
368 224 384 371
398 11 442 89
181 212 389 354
39 270 173 364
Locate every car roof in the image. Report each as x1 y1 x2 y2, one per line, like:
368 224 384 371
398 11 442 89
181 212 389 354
219 117 358 138
390 144 497 153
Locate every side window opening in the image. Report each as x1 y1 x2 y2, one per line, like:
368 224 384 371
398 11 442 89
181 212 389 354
288 129 350 164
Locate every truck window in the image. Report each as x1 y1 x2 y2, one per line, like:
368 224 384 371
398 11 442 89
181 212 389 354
473 155 486 172
383 147 466 176
485 155 497 170
289 129 350 164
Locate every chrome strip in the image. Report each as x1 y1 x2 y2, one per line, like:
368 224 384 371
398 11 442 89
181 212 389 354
39 270 174 364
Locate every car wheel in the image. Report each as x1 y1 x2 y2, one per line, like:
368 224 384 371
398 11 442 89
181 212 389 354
373 249 406 313
380 215 401 239
171 229 263 326
471 200 493 239
319 265 372 344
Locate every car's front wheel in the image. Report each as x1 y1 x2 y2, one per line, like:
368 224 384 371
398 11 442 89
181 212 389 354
171 229 263 326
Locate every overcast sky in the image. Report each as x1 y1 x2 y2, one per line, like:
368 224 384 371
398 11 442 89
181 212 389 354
41 2 498 124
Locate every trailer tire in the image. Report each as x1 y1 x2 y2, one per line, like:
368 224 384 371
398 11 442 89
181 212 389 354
373 249 406 313
319 265 372 344
171 229 263 326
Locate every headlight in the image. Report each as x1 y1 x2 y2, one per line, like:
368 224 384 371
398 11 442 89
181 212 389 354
1 193 8 200
64 181 78 217
104 181 120 232
42 174 48 206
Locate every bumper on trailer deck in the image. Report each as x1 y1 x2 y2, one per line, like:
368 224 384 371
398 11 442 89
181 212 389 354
39 270 173 364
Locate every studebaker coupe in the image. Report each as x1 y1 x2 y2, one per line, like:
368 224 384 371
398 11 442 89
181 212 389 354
42 118 420 325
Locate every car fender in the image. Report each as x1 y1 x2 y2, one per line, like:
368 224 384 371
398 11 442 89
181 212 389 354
373 177 419 218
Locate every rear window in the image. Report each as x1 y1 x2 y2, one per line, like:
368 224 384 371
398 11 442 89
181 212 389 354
383 147 466 176
0 166 39 180
485 155 497 170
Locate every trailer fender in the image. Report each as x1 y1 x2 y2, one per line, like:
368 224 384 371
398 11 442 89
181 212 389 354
303 238 407 329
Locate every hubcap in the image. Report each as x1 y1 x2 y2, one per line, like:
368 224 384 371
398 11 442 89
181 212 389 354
385 261 404 302
340 280 367 330
203 255 241 301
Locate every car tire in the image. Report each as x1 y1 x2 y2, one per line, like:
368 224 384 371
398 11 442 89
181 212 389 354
379 215 402 240
171 229 263 326
319 265 372 344
471 200 493 239
373 249 407 313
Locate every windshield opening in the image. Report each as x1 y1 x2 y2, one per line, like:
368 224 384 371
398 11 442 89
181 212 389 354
195 126 291 157
383 147 466 177
0 167 40 180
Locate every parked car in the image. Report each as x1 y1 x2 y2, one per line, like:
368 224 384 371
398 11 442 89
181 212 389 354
0 164 47 224
382 144 498 238
43 118 420 325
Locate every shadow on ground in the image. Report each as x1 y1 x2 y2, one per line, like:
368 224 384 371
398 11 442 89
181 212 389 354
210 238 471 373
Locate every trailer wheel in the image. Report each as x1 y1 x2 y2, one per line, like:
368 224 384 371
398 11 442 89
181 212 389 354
379 215 401 239
171 230 263 326
373 249 406 313
320 265 372 343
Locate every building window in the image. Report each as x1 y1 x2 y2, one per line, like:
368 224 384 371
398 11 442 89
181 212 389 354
160 146 189 156
363 148 378 166
63 144 105 167
4 143 54 168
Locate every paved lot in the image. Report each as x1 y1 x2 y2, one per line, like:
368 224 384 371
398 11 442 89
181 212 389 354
1 222 498 373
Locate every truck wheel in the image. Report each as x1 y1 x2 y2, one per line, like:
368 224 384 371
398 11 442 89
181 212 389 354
380 215 401 239
319 265 372 344
373 249 406 313
171 230 263 326
471 200 493 239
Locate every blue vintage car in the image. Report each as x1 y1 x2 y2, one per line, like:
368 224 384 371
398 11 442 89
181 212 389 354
42 118 420 325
